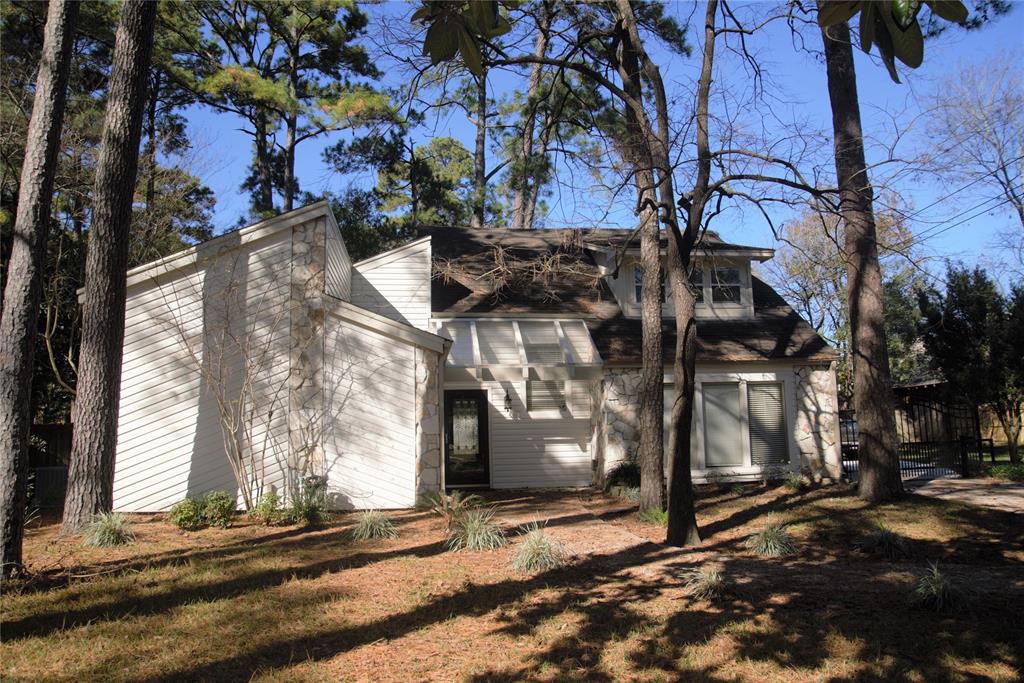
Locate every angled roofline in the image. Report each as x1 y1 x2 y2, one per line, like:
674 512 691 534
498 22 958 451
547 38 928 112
352 236 432 270
325 295 449 354
122 201 333 290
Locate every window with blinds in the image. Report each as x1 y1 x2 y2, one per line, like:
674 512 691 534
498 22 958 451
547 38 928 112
527 380 565 411
747 383 788 465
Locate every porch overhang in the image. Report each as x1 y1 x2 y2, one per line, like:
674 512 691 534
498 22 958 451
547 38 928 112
433 317 603 382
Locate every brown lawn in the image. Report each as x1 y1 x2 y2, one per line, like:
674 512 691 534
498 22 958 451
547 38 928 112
2 483 1022 682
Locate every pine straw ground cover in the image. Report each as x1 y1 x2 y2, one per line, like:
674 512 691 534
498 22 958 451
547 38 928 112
2 485 1022 682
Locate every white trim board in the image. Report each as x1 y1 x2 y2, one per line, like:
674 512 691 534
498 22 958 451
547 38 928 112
326 296 448 354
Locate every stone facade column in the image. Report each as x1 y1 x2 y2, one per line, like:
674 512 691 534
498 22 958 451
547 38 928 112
793 362 842 480
603 368 643 477
288 216 327 496
415 346 443 497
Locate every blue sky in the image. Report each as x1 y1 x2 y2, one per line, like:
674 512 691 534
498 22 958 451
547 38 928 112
180 2 1021 286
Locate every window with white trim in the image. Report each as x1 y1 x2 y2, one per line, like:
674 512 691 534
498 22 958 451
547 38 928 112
710 267 741 303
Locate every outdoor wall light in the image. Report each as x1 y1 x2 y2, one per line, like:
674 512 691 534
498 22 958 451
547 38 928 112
504 391 513 415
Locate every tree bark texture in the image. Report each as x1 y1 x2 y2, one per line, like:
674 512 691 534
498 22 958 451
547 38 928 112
820 19 903 502
0 0 80 578
619 32 664 512
254 114 274 215
63 0 157 533
471 70 487 229
511 1 550 230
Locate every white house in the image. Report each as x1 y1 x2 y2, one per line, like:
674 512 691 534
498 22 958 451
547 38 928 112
111 201 841 512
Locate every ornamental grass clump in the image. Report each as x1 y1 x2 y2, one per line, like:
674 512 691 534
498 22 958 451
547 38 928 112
911 563 962 612
84 512 136 547
420 490 484 531
511 522 565 573
683 567 729 601
746 521 797 557
855 523 910 560
446 507 506 551
784 472 808 492
352 509 398 541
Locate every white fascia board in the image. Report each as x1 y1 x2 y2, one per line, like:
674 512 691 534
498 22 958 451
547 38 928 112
121 201 332 292
352 236 432 270
327 296 448 354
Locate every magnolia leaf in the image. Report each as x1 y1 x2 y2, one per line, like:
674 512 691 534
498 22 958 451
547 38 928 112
872 17 903 82
467 0 496 33
859 1 876 54
488 14 512 38
880 3 924 68
411 6 432 23
457 25 484 76
423 20 459 65
817 1 861 27
924 0 969 23
891 0 921 30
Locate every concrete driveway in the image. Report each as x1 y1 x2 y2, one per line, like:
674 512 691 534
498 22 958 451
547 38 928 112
907 478 1024 513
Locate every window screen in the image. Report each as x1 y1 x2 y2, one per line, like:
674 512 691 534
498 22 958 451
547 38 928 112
711 267 741 303
747 383 788 465
527 380 564 411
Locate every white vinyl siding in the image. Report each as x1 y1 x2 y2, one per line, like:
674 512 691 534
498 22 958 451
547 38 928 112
113 228 292 512
519 321 564 363
437 320 474 366
324 218 352 301
747 383 788 465
488 380 591 488
477 321 519 364
324 315 417 509
351 239 431 330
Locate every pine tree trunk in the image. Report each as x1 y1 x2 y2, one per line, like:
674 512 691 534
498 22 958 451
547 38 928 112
62 0 157 533
820 19 903 502
620 33 664 512
511 2 549 231
254 114 274 215
471 70 487 229
0 0 79 578
144 69 159 213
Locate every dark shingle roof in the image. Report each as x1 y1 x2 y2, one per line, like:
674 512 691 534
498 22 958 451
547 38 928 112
420 225 835 363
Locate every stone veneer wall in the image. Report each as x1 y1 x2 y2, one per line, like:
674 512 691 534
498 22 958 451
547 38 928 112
288 216 327 496
603 369 643 476
414 346 443 495
793 362 842 480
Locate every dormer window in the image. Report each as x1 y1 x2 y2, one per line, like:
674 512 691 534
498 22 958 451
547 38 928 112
711 267 741 304
633 267 666 303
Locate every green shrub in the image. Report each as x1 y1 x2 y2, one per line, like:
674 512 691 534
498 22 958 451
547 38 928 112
784 472 808 492
419 490 483 531
683 567 729 601
911 563 961 612
511 522 565 573
252 492 281 526
605 461 641 489
745 521 797 557
730 483 745 495
989 463 1024 481
287 476 328 526
352 509 398 540
446 507 506 551
201 491 236 528
855 523 909 560
168 498 204 531
639 506 668 525
84 512 136 547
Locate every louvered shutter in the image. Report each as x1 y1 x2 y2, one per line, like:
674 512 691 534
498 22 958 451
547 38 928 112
527 380 564 411
747 383 788 465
